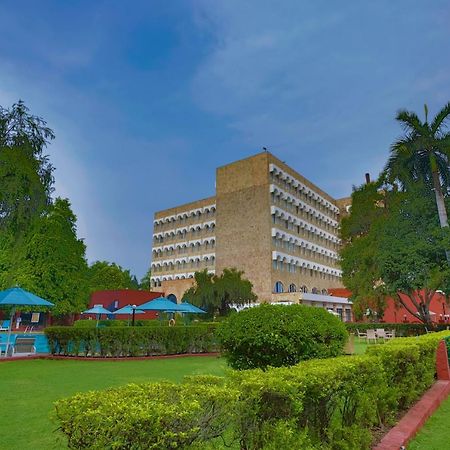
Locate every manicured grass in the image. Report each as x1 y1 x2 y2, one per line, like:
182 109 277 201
408 395 450 450
0 356 226 450
353 338 368 355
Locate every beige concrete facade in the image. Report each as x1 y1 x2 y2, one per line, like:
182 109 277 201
151 151 348 303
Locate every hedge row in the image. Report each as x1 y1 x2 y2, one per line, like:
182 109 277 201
73 319 214 328
45 324 219 357
54 331 450 449
345 322 450 336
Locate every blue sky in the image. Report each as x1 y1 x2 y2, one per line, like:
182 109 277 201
1 1 449 278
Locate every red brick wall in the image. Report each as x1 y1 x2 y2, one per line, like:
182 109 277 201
89 290 165 320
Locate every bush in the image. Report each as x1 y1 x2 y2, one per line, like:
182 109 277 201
45 323 220 357
54 331 450 449
218 304 348 370
55 377 238 449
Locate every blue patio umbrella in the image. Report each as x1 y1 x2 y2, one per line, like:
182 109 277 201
137 297 186 312
82 305 112 327
112 305 145 315
112 304 144 326
179 301 207 314
0 287 54 357
83 305 113 315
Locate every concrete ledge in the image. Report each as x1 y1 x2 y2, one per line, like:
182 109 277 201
373 380 450 450
0 352 220 362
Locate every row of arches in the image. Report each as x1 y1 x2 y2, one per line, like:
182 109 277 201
152 269 215 286
273 281 328 295
154 223 215 243
272 254 341 276
269 164 339 215
152 255 215 272
272 207 340 244
272 232 338 259
154 206 216 227
271 187 338 228
153 239 216 257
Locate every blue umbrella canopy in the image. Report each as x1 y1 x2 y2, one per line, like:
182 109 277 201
0 287 54 307
179 301 207 314
83 305 112 315
112 305 145 315
0 287 54 358
137 297 185 312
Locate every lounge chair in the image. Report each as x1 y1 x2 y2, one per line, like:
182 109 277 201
376 328 387 342
13 337 36 354
0 320 10 331
366 329 377 344
386 329 396 339
356 329 367 339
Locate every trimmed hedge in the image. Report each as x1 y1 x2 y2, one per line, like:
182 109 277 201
346 322 450 336
218 304 348 369
54 331 450 449
45 324 219 357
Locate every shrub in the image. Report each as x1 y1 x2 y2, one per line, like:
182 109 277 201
55 377 238 449
218 304 348 370
45 323 219 357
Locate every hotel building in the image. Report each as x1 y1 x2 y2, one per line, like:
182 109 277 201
151 151 352 318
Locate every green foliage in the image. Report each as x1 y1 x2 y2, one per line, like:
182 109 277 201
384 102 450 192
139 266 152 290
341 182 450 324
184 268 257 316
0 100 55 234
55 332 450 449
45 324 220 357
87 260 139 292
55 379 238 449
218 304 348 370
0 146 48 235
1 198 89 315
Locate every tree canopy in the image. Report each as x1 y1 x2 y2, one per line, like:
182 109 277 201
183 268 257 316
1 198 90 315
341 182 450 323
87 261 139 293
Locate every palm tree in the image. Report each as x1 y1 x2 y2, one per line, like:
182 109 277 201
384 102 450 264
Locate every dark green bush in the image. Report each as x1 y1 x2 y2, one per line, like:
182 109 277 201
45 323 219 357
218 304 348 369
54 332 450 450
55 377 238 449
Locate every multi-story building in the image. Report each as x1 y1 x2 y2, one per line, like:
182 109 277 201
151 151 352 316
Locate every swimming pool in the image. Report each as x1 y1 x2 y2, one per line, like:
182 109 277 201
0 333 49 353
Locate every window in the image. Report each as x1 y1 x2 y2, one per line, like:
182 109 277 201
289 283 297 293
345 309 352 322
274 281 284 293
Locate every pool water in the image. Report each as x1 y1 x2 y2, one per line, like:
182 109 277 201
0 333 49 353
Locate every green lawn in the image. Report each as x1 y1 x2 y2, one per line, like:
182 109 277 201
407 395 450 450
0 357 226 450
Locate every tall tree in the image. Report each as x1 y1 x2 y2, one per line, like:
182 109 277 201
340 182 388 319
9 198 89 316
341 182 450 324
0 100 55 192
384 103 450 263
